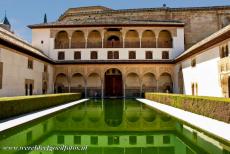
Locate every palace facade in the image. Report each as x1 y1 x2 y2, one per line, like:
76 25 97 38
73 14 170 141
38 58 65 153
0 5 230 97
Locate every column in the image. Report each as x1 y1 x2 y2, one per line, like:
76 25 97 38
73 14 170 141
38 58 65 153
69 37 71 49
85 29 88 48
101 30 105 48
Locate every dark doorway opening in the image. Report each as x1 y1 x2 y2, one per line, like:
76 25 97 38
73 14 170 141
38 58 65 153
228 76 230 98
57 86 63 93
105 68 123 97
29 84 33 95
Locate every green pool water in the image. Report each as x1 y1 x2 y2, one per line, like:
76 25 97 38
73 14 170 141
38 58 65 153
0 99 229 154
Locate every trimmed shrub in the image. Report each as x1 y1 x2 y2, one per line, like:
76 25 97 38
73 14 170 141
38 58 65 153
0 93 81 120
145 93 230 123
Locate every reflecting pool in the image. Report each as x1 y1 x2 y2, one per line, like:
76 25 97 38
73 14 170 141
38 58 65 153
0 99 229 154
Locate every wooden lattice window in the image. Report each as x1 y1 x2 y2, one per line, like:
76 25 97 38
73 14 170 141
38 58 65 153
58 52 65 60
145 51 153 59
162 51 169 59
91 51 98 59
74 51 81 60
28 59 33 69
129 51 136 59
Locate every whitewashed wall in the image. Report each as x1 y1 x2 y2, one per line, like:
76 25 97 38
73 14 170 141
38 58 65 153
0 46 54 97
175 46 223 97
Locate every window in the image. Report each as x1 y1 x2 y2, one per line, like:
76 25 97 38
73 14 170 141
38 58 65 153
145 51 153 59
163 136 170 144
74 51 81 60
107 51 113 59
162 51 169 59
220 45 229 58
129 51 136 59
44 64 48 72
191 83 195 96
58 52 65 60
57 135 64 144
28 59 33 69
108 51 119 59
108 136 119 145
225 45 229 57
129 136 137 145
146 136 154 144
91 136 98 145
91 51 98 59
74 136 81 144
191 59 196 67
114 51 119 59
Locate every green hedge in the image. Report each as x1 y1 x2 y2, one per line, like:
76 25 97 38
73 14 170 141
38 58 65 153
145 93 230 123
0 93 81 120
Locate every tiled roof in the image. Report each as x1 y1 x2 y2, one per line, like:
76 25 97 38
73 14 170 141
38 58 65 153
176 24 230 61
28 17 184 28
0 27 52 61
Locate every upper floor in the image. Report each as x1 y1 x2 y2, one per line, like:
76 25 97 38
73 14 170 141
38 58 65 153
31 26 184 61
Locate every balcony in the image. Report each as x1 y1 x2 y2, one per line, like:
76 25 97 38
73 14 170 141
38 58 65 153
71 42 85 48
104 41 123 48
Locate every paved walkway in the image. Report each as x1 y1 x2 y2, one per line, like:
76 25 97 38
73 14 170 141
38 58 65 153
0 99 88 132
137 98 230 143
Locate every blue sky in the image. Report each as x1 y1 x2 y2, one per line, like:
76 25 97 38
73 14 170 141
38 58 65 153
0 0 230 42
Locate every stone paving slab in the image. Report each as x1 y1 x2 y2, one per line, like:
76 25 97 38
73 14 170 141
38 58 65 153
0 99 88 132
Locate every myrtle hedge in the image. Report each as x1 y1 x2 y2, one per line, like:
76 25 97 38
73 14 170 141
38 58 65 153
0 93 81 120
145 93 230 123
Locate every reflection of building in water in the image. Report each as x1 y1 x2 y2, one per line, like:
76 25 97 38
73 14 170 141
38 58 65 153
0 5 230 97
0 99 225 154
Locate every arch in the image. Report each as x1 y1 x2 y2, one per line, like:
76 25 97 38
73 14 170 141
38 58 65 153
71 30 85 48
104 68 123 97
55 31 69 49
126 72 140 97
55 73 68 93
87 73 101 97
178 66 184 94
141 30 156 48
125 30 140 48
87 30 102 48
104 30 123 48
71 73 85 94
158 30 172 48
142 73 157 92
158 73 173 93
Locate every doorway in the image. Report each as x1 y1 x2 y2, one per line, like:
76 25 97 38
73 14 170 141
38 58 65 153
104 68 123 97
